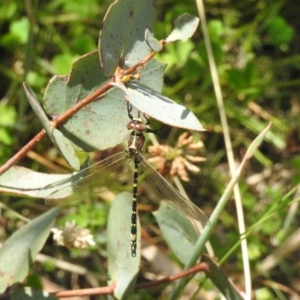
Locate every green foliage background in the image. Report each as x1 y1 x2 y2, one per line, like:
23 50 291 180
0 0 300 298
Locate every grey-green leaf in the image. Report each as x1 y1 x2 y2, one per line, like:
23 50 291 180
107 192 140 299
145 28 162 52
52 129 80 170
166 14 200 43
154 201 199 265
43 51 130 152
24 83 80 170
23 82 53 136
99 0 155 76
0 166 72 198
113 81 205 131
138 58 167 92
0 208 61 293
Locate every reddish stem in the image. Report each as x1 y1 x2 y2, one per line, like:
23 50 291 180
0 50 158 176
53 262 209 298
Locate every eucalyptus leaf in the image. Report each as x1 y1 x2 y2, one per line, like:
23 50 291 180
43 75 68 118
43 51 130 152
0 208 61 293
154 201 199 264
23 83 79 170
23 82 53 136
0 166 71 198
145 28 162 52
107 192 140 299
166 14 200 43
99 0 155 76
112 81 205 131
52 129 80 170
138 58 166 92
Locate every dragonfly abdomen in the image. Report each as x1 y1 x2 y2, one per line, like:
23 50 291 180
130 159 139 257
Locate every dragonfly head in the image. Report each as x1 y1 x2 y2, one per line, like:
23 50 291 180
126 118 147 133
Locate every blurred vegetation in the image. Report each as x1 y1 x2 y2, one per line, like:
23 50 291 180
0 0 300 299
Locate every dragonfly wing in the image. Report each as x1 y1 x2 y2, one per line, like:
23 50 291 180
39 152 133 205
139 156 209 226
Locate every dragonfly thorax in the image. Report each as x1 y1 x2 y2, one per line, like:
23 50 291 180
127 130 145 157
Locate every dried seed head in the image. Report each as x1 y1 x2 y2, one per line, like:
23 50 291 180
148 132 205 181
51 220 95 249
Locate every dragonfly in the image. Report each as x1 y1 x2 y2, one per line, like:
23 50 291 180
40 104 209 257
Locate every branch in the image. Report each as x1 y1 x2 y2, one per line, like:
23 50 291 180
0 49 159 176
53 262 209 298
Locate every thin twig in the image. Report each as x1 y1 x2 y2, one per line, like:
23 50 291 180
53 262 209 298
135 262 209 290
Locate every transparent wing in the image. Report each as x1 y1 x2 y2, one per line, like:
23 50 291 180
138 155 209 226
38 152 133 205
